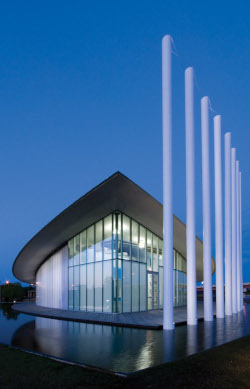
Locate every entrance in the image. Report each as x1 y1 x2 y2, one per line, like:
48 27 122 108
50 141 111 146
147 272 159 310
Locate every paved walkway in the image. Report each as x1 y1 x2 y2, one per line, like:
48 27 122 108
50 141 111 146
13 301 216 330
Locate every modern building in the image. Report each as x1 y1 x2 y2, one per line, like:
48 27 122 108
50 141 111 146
13 172 215 314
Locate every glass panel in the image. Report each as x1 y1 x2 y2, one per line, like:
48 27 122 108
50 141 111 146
147 232 152 270
87 263 94 310
95 262 102 311
152 235 158 272
159 239 163 267
104 215 112 260
122 215 131 260
131 220 139 261
95 220 103 262
147 273 152 310
132 220 139 244
112 214 117 259
123 260 131 312
74 235 80 266
68 239 74 267
132 262 139 312
87 225 94 263
159 266 163 309
80 230 87 264
139 226 146 263
103 260 112 312
139 263 146 311
118 213 122 259
117 259 122 313
112 259 117 312
73 266 80 310
68 267 74 309
79 265 86 310
153 274 158 309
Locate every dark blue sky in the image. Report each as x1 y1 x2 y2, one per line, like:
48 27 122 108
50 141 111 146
0 1 249 284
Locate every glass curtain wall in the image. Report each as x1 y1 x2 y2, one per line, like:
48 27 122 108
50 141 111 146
68 212 187 312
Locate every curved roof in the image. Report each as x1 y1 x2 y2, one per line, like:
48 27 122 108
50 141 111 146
13 172 215 283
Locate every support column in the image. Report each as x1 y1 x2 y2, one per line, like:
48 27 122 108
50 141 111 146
185 67 197 326
231 148 237 313
224 132 232 316
162 35 174 330
201 96 213 321
239 171 243 309
214 115 224 318
236 161 241 311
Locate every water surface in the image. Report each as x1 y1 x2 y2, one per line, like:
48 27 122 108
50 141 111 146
0 303 250 373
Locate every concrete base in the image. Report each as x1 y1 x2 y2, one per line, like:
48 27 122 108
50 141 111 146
13 301 216 330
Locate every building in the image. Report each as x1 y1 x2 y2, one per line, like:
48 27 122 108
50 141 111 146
13 172 215 314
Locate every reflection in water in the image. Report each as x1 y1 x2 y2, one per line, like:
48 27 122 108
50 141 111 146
0 303 20 320
5 304 250 373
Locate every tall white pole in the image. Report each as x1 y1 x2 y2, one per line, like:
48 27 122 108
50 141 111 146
162 35 174 330
236 161 241 311
239 171 243 309
185 67 197 326
224 132 232 316
214 115 224 318
231 148 237 313
201 96 213 321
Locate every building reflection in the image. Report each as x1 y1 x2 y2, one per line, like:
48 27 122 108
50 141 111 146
10 304 250 374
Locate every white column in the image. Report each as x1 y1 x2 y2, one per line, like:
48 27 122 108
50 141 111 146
201 96 213 321
231 148 237 313
236 161 241 311
214 115 224 318
185 67 197 326
224 132 232 316
239 171 243 309
162 35 174 330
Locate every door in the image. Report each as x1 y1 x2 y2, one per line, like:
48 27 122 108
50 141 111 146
147 272 159 310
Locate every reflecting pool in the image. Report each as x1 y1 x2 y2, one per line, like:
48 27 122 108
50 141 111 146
0 303 250 373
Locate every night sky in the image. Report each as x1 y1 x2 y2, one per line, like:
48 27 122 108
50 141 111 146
0 1 249 284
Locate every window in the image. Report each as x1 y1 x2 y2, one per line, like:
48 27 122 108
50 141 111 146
131 220 139 261
95 262 102 311
87 226 94 263
159 239 163 267
74 235 80 266
87 263 94 310
122 215 131 260
147 231 152 270
139 226 146 263
152 235 158 272
104 215 112 260
140 264 146 311
80 231 87 264
68 239 74 267
132 262 139 311
95 221 103 262
79 265 86 310
68 267 74 310
103 260 112 312
123 260 131 312
73 266 80 310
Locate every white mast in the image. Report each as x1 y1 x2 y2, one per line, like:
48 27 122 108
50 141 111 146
185 67 197 326
231 148 237 313
162 34 174 330
201 96 213 321
224 132 232 315
214 115 224 318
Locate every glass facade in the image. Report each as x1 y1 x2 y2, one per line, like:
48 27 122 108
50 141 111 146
68 212 187 312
